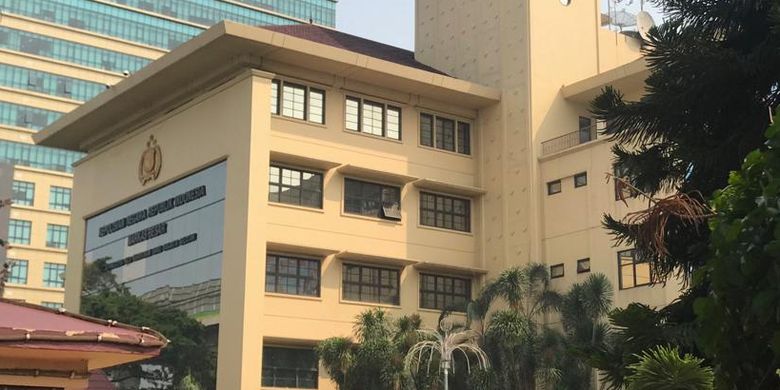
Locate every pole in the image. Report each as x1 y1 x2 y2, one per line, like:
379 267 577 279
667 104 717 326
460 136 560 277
442 360 449 390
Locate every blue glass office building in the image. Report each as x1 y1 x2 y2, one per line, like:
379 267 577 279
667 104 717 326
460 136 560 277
0 0 336 173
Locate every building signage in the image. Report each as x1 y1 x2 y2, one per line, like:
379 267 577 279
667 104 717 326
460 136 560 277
85 161 226 318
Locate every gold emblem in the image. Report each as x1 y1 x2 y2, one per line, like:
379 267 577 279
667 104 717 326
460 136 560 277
138 135 162 185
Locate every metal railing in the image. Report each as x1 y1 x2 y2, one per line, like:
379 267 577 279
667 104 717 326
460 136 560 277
541 123 601 156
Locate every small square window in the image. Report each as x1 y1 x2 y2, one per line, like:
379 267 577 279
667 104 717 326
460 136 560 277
547 180 562 195
577 258 591 274
550 264 564 279
574 172 588 188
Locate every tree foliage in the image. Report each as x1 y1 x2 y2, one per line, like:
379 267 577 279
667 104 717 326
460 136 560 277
625 345 714 390
693 111 780 388
81 261 217 389
594 0 780 283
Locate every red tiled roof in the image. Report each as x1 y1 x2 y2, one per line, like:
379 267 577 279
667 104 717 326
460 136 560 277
0 299 167 354
262 24 447 75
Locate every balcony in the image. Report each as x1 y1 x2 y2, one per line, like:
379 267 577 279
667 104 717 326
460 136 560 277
541 123 601 156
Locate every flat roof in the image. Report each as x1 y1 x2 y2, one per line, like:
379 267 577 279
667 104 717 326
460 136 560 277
35 21 501 152
562 58 649 103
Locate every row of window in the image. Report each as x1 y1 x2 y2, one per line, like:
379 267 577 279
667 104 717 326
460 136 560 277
0 101 62 131
0 139 84 173
0 63 105 102
547 172 587 195
6 259 66 288
0 26 151 74
237 0 337 26
271 80 473 156
12 180 72 211
269 164 472 232
549 249 651 290
266 253 472 311
7 219 69 249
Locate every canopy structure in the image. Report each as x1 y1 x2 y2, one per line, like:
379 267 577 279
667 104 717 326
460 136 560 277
0 299 167 389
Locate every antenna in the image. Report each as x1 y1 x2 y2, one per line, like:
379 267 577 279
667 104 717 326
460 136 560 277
636 11 656 40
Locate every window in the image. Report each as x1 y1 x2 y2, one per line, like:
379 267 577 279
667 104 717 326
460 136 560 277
344 96 402 140
614 165 639 200
274 80 325 124
419 274 471 312
7 259 28 285
547 180 562 195
262 346 318 389
268 165 323 209
342 263 400 305
43 262 66 288
343 179 401 220
618 249 652 289
49 186 72 211
265 254 320 297
46 224 69 249
579 116 594 144
550 263 564 279
419 192 471 232
8 219 31 245
574 172 588 188
41 301 63 309
577 258 591 274
420 113 471 155
11 180 35 206
0 139 84 173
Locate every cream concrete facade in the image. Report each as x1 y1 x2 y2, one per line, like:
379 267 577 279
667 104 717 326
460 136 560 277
34 1 679 389
415 0 681 308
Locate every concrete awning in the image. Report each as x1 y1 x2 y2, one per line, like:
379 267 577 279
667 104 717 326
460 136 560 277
562 58 649 103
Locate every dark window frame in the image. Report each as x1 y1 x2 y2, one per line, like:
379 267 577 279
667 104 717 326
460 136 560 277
419 273 472 312
272 79 326 125
49 185 72 211
547 180 562 195
46 223 69 249
574 172 588 188
344 96 402 141
265 253 321 297
11 180 35 206
618 249 652 289
419 112 471 155
343 178 402 220
419 191 471 232
550 263 565 279
342 263 400 305
43 262 66 288
261 346 319 389
576 258 591 274
8 219 32 245
268 164 324 209
7 259 28 285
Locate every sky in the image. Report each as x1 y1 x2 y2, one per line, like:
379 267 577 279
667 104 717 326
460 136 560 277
335 0 664 52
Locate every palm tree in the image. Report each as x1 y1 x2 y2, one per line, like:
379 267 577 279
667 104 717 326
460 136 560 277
557 273 614 389
467 263 563 389
405 318 490 390
626 345 714 390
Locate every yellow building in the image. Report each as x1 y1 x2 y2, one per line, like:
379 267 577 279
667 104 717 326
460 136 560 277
36 1 677 389
0 0 336 307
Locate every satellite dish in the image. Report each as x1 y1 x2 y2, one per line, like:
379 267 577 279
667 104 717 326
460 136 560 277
636 11 656 40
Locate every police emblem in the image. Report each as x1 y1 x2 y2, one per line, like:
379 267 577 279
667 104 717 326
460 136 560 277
138 135 162 185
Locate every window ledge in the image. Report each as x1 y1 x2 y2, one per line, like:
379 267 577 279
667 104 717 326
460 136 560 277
271 114 327 129
265 292 323 302
268 202 325 214
417 144 473 159
270 150 341 171
413 261 487 276
338 298 402 310
413 178 486 198
417 307 468 316
266 242 340 258
343 128 403 144
339 211 403 225
11 205 72 216
337 250 419 268
337 164 418 185
416 223 474 237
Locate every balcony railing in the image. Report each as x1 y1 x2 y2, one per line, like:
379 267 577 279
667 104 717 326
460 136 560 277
541 123 601 156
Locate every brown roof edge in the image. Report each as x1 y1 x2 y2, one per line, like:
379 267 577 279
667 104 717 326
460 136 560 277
0 298 168 349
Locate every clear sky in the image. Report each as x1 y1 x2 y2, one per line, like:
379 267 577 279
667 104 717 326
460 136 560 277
335 0 664 51
336 0 415 50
